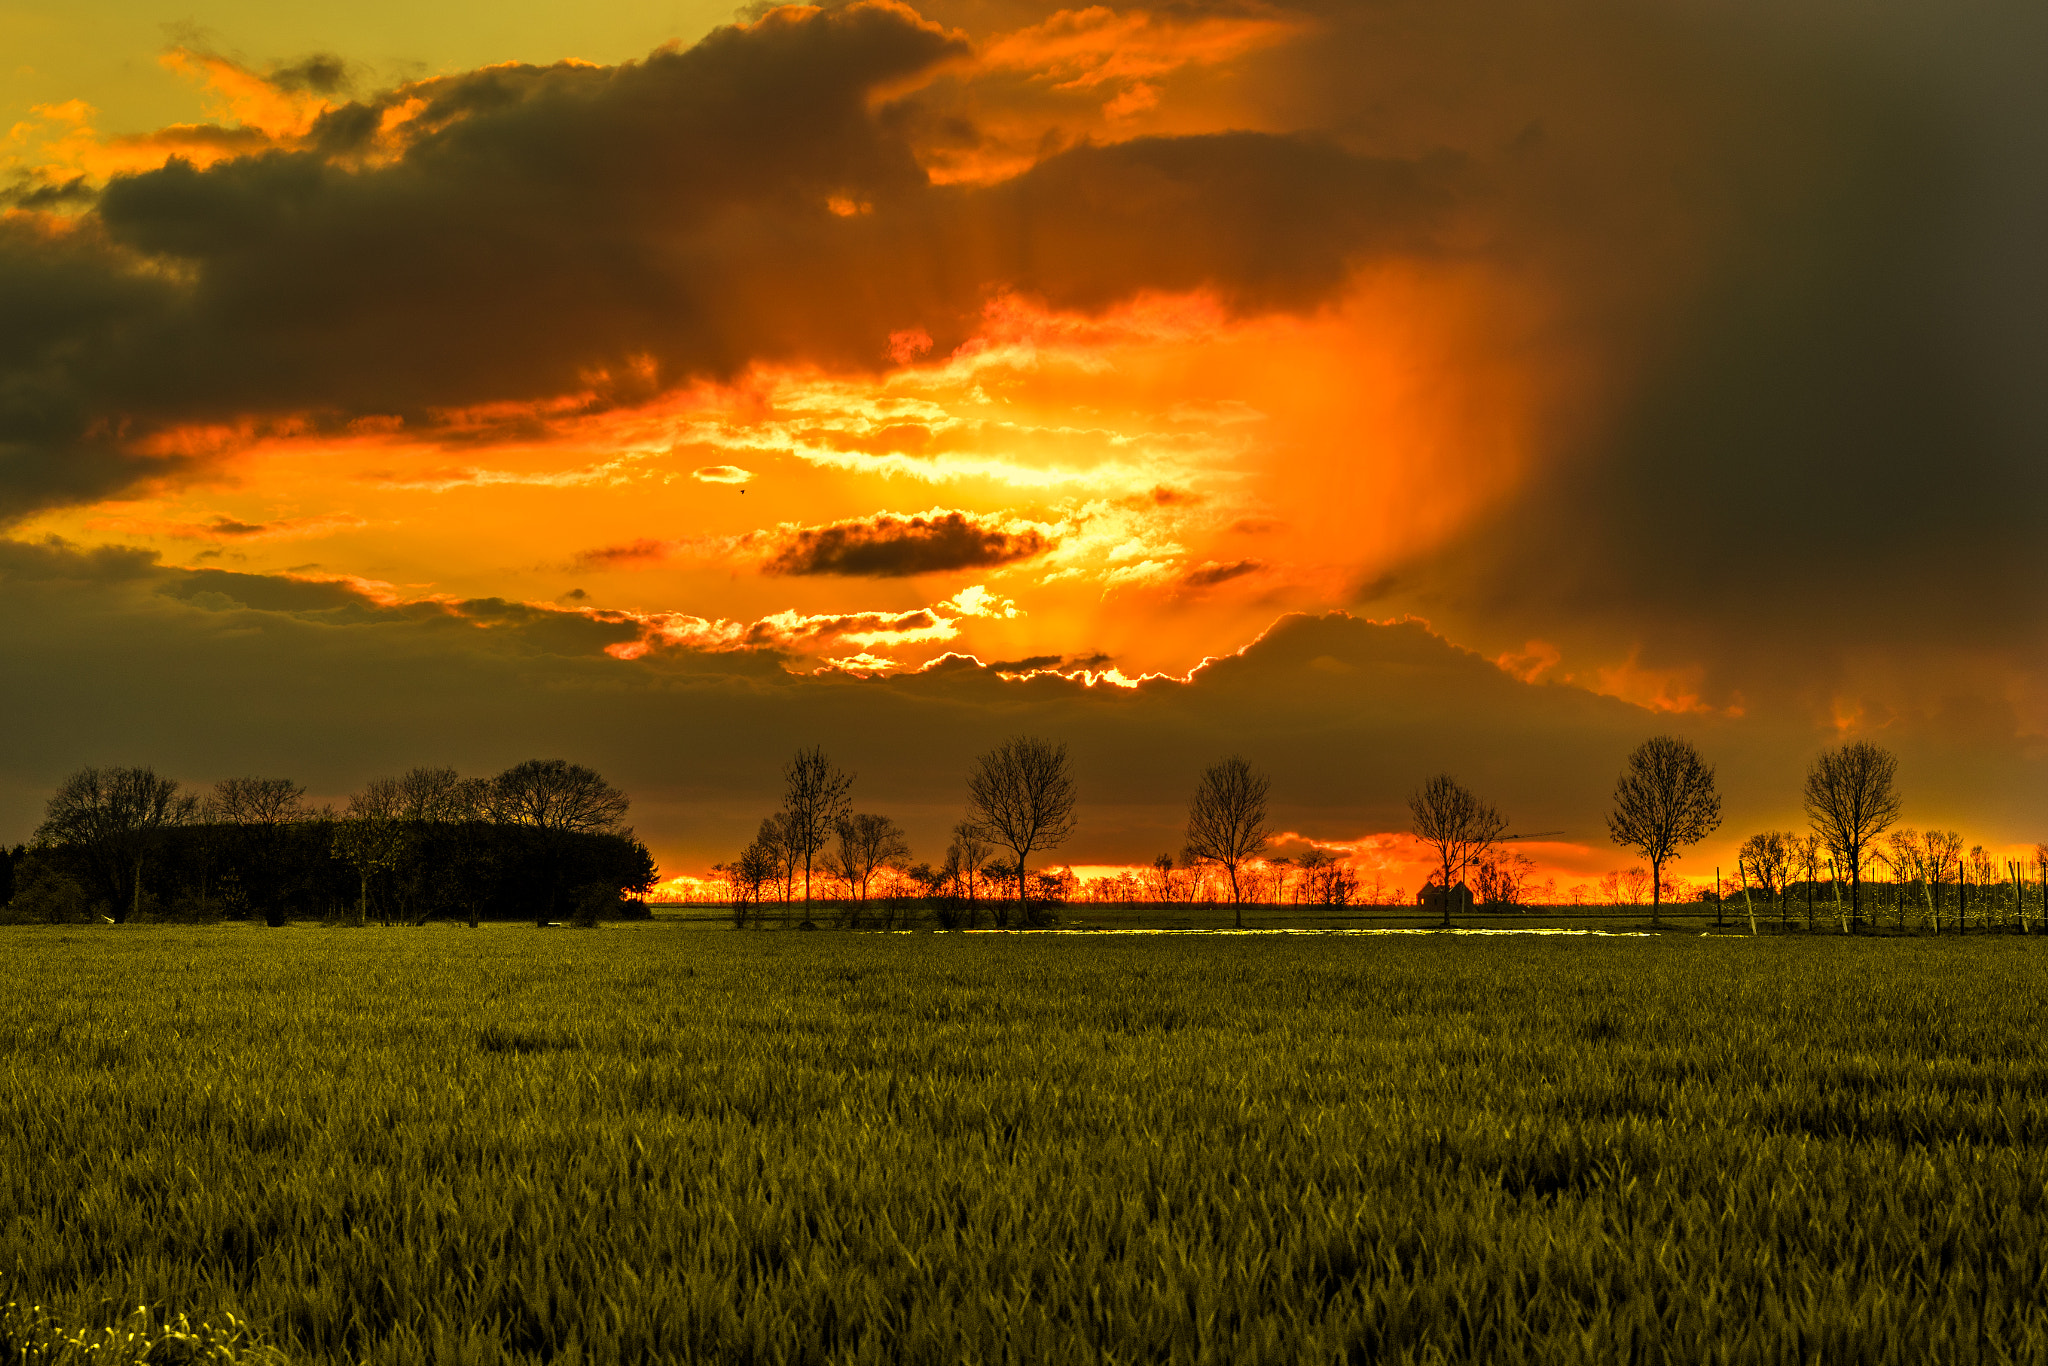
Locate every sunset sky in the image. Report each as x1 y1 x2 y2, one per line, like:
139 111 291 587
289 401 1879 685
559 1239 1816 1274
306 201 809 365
3 0 2043 894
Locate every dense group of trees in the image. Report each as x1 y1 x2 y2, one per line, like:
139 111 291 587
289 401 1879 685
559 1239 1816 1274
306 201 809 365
4 760 655 926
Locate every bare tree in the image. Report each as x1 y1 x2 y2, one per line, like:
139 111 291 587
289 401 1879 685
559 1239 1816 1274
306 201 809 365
949 820 992 912
334 777 406 926
1606 735 1722 927
1620 865 1651 905
1473 848 1537 908
1803 740 1901 925
392 766 485 823
1794 832 1824 931
1183 756 1272 928
1298 847 1357 906
834 812 910 904
209 777 310 825
757 819 794 913
717 837 780 928
491 760 631 925
965 735 1078 926
34 766 197 923
1915 828 1963 932
492 759 630 833
1408 774 1506 928
779 746 854 915
209 776 312 926
1738 830 1794 927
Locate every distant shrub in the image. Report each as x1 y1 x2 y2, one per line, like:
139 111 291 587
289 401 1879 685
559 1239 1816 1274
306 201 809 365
1 862 96 925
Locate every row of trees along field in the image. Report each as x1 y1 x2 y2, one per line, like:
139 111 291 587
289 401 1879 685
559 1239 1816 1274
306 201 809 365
716 737 1083 930
1 760 656 927
1417 735 2047 933
712 734 2046 933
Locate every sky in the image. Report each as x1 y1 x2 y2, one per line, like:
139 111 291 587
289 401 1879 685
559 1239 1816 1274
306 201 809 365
3 0 2043 895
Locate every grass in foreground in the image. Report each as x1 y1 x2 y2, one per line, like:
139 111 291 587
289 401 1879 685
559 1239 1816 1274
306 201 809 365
3 926 2046 1364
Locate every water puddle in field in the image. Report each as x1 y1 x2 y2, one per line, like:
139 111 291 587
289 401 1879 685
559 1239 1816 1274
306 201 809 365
958 927 1655 937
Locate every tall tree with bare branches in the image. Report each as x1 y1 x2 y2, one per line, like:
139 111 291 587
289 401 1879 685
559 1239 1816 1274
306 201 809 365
1803 740 1901 926
1184 756 1272 928
1607 736 1722 927
35 766 197 923
492 759 630 834
949 820 992 912
209 776 312 926
1738 829 1795 928
833 812 910 904
779 746 854 915
493 759 631 924
966 735 1077 926
1408 774 1506 928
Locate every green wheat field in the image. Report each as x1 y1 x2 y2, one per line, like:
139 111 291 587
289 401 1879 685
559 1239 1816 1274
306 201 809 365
5 925 2047 1365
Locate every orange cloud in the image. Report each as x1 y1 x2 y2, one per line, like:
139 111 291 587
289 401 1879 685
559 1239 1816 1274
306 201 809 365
979 5 1308 91
1584 650 1738 718
157 48 341 140
5 49 339 188
1495 639 1561 684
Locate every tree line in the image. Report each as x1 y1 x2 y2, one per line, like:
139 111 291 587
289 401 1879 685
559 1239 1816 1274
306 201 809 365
716 736 1082 929
712 733 2045 933
1410 735 2046 933
3 760 655 926
8 734 2039 932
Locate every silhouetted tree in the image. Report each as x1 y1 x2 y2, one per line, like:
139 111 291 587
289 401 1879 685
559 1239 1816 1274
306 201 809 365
1183 756 1272 928
1803 740 1901 925
950 820 992 911
333 777 406 925
1408 774 1506 928
209 776 312 926
965 736 1077 927
494 759 631 924
719 837 779 928
1794 832 1824 930
387 767 491 925
763 811 803 910
34 766 197 922
1606 736 1721 927
833 812 909 905
1739 830 1794 927
1298 847 1357 906
493 759 630 834
778 747 853 915
0 844 19 907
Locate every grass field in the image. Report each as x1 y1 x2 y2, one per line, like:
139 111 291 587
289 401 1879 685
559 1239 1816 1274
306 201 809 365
4 925 2047 1364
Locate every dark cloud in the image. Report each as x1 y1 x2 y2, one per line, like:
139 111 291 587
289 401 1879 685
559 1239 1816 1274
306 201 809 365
4 542 2035 874
571 539 675 570
762 510 1051 577
1181 559 1265 588
269 54 351 95
0 0 1455 524
1200 0 2048 718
